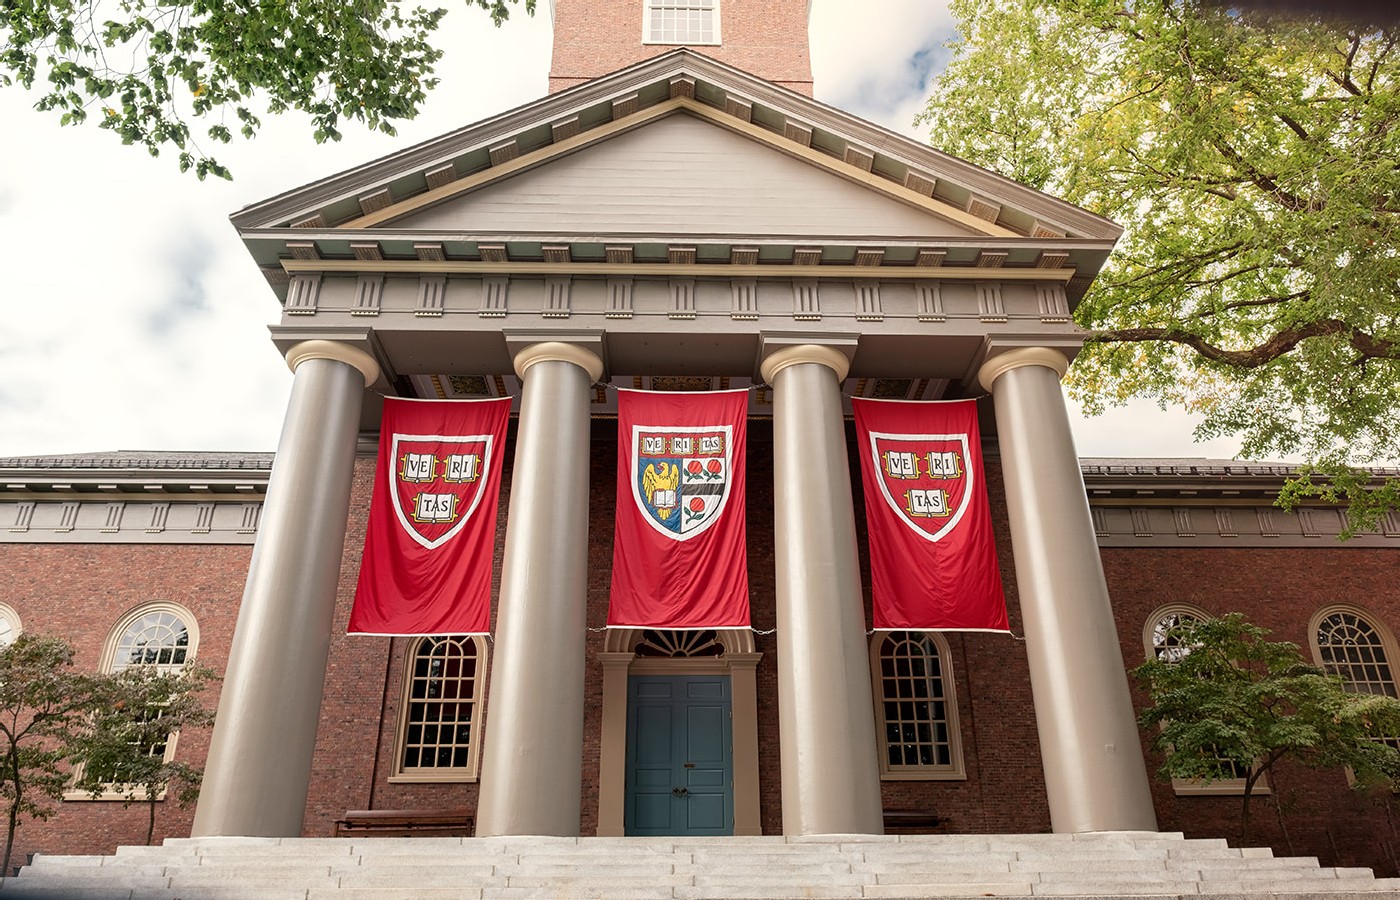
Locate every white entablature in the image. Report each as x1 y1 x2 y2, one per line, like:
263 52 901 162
233 49 1120 427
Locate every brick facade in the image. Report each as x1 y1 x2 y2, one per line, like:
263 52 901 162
0 544 245 866
548 0 813 95
8 426 1397 876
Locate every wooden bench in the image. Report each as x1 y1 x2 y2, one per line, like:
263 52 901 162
333 809 475 838
882 809 946 833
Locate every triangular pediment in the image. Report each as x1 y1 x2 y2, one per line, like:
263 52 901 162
385 112 987 239
234 50 1121 297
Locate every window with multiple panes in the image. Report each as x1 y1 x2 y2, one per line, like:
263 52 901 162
644 0 719 45
1311 606 1400 752
1313 608 1399 698
70 603 198 798
393 635 487 781
1143 604 1254 794
0 603 21 649
870 631 964 779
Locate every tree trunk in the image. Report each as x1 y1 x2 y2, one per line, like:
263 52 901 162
4 747 22 877
146 798 156 846
1276 795 1293 856
1240 770 1259 846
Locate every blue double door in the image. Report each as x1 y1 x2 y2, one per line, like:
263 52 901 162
624 675 733 836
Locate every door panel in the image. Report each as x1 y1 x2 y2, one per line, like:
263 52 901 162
624 675 733 836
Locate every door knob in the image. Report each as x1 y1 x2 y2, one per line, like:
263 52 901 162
671 787 689 797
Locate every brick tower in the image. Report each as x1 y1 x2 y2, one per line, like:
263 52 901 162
547 0 813 94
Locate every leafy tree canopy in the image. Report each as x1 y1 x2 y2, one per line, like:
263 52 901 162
0 635 107 875
1134 613 1400 842
72 661 217 846
1 0 533 178
921 1 1400 529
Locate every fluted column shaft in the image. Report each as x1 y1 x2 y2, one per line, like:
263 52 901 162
192 341 378 837
762 345 884 836
979 347 1158 833
476 342 602 836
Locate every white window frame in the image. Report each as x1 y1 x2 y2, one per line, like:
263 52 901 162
869 630 966 781
65 601 198 802
390 634 488 783
1310 604 1400 700
1142 603 1265 797
0 603 22 648
642 0 721 46
1309 604 1400 783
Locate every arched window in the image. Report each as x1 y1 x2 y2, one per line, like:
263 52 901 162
1311 607 1400 699
869 631 964 780
633 629 724 658
392 635 487 781
1142 604 1254 795
1143 604 1209 664
0 604 22 649
107 606 194 673
70 602 198 799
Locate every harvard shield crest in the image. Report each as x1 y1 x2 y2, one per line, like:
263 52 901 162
867 431 975 542
630 424 733 541
389 433 495 550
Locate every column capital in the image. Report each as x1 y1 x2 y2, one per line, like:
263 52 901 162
284 340 380 387
977 346 1069 393
760 343 851 384
513 341 605 382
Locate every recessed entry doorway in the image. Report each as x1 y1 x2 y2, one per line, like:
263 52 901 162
596 628 763 836
625 674 732 835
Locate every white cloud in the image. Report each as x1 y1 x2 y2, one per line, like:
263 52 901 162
0 2 1237 464
810 0 957 137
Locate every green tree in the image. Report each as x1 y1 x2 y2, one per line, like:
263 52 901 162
71 662 217 846
920 1 1400 529
0 635 106 877
0 0 534 179
1134 613 1400 844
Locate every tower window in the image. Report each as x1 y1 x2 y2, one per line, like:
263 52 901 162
644 0 720 46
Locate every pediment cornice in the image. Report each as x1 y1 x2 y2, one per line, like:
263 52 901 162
232 50 1120 243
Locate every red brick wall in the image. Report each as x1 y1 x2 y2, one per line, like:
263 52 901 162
0 544 246 867
548 0 814 95
1104 546 1400 876
6 433 1400 880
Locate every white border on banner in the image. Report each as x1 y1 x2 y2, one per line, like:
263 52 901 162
628 424 733 542
388 432 495 551
865 430 975 543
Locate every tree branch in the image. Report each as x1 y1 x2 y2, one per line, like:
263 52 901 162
1192 291 1310 319
1275 110 1310 141
1333 33 1363 97
1210 136 1315 212
1365 34 1397 94
1086 319 1399 367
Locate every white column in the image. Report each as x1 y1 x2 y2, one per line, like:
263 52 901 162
761 344 884 835
192 340 378 837
978 347 1158 833
476 341 603 837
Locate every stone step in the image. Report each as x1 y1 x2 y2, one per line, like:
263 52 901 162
7 833 1399 899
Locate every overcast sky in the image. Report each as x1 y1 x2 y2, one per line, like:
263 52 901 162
0 0 1243 461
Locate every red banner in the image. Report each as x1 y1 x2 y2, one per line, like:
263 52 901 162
609 389 750 629
852 398 1008 632
349 397 511 635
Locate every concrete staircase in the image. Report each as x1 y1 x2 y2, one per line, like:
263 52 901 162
3 832 1398 899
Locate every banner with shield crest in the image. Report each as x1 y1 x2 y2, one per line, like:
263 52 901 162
609 389 750 629
852 398 1008 632
350 396 510 635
